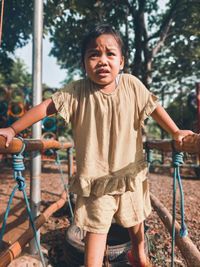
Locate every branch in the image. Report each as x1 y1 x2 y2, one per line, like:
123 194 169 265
126 0 136 18
148 0 179 44
151 18 172 57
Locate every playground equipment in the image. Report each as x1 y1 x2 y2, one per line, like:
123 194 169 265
0 136 73 267
0 86 58 159
64 223 149 267
0 134 200 266
0 190 68 267
0 86 57 139
150 194 200 267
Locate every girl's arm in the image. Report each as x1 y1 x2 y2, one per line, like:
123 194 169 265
151 102 194 143
0 98 57 147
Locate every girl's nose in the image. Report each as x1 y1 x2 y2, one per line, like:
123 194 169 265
98 54 107 66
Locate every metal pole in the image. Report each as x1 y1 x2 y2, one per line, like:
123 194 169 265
29 0 43 254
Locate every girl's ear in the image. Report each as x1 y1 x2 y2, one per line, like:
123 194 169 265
120 56 124 70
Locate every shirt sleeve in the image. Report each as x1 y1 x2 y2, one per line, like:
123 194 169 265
131 75 158 129
51 82 76 124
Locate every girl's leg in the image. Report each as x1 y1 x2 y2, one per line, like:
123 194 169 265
128 222 147 264
84 232 107 267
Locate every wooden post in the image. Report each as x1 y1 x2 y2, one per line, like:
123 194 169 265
0 136 73 154
151 193 200 267
197 82 200 134
196 82 200 166
0 191 67 267
0 135 199 155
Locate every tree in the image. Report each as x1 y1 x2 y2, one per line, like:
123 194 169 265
44 0 200 135
46 0 199 88
152 0 200 93
166 93 197 131
0 57 32 89
0 57 32 91
0 0 33 77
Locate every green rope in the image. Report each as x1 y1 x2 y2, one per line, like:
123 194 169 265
0 136 46 267
55 150 74 222
145 140 188 267
171 140 188 267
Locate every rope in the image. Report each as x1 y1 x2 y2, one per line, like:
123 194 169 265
143 142 151 257
171 140 188 267
0 136 46 267
55 150 74 222
0 0 4 45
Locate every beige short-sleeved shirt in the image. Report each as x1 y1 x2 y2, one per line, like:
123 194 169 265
52 73 158 197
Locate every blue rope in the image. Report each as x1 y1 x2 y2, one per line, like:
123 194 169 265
171 140 188 267
55 150 74 223
0 136 46 267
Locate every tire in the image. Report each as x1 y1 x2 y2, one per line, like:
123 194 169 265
65 223 148 266
194 166 200 179
0 86 9 101
80 262 131 267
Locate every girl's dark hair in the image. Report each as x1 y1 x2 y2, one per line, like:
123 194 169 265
81 23 124 65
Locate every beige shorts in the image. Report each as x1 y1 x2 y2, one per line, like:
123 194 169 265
73 179 151 234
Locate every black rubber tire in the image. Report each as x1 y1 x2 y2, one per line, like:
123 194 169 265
194 166 200 179
79 262 131 267
65 223 148 266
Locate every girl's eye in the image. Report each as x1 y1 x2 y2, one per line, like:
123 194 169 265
89 53 98 58
108 52 115 56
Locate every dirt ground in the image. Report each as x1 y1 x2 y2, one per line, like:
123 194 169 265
0 157 199 267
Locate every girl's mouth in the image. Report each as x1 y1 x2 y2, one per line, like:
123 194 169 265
96 69 110 78
96 68 109 74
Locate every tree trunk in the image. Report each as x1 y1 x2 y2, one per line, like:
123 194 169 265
131 0 146 77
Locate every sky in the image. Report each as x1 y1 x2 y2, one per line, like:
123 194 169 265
14 1 167 88
15 36 67 88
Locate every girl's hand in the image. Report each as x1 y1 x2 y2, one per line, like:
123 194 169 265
0 127 16 147
173 130 194 145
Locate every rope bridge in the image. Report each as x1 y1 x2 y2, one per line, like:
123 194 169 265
0 136 46 266
145 134 200 267
0 136 74 267
0 134 200 266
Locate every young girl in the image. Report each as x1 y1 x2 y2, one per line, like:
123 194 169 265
0 23 193 267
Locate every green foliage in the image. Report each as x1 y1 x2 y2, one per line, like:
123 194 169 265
45 0 200 92
45 0 128 74
1 1 33 51
166 93 197 131
0 0 199 137
148 89 197 139
0 0 33 75
0 57 32 89
43 0 200 134
151 0 200 94
57 117 73 141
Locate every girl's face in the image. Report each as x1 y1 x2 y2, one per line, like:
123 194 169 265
84 34 124 92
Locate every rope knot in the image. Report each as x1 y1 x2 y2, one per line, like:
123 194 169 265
15 173 26 191
180 222 188 238
172 151 184 167
12 154 25 171
171 140 184 167
12 151 26 191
